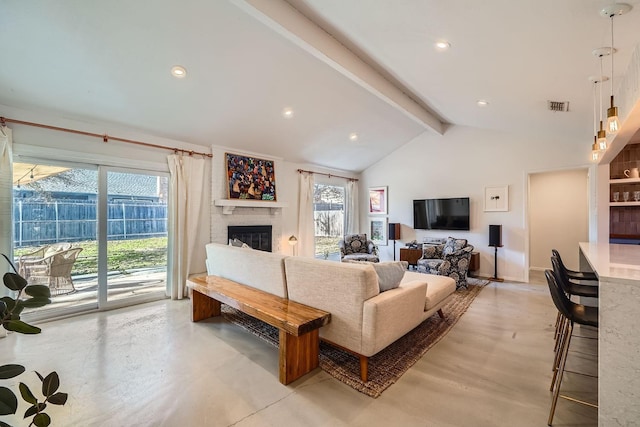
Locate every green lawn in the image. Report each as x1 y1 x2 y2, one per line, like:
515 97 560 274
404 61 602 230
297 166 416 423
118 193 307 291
15 237 168 275
315 236 341 258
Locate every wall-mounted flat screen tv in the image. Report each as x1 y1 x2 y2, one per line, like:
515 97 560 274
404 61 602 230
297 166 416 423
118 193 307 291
413 197 470 231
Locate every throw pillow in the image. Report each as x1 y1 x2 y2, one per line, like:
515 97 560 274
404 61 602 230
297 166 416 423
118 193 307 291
229 238 246 247
372 261 408 292
443 237 467 255
344 234 368 254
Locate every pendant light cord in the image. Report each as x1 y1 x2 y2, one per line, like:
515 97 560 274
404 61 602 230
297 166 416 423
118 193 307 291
593 82 597 135
599 56 604 124
611 15 615 98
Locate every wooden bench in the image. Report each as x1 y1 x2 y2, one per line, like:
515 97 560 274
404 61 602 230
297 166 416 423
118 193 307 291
186 275 331 385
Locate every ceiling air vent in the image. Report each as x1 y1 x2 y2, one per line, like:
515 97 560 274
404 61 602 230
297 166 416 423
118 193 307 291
548 100 569 112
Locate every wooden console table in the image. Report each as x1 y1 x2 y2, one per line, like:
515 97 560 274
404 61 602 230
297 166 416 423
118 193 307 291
400 248 422 268
187 276 331 385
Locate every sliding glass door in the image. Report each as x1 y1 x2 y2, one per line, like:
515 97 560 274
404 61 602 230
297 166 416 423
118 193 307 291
14 160 168 321
103 168 168 304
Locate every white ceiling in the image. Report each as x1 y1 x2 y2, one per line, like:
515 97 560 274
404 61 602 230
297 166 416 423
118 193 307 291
2 0 640 172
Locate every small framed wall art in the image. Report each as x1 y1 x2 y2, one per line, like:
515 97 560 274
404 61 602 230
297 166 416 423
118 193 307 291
368 186 388 215
369 217 388 246
226 152 277 200
484 185 509 212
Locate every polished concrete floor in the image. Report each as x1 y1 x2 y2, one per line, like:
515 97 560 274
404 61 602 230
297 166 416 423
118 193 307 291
0 280 597 426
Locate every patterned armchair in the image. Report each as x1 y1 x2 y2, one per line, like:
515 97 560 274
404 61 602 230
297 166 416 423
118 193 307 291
417 237 474 289
338 234 379 263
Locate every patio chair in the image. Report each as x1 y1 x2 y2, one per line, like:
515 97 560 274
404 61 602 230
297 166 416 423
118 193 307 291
18 242 72 278
20 247 83 296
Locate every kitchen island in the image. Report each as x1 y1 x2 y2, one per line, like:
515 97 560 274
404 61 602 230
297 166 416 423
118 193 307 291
578 242 640 426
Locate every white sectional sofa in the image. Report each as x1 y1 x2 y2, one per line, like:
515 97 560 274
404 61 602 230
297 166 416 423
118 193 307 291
204 243 456 381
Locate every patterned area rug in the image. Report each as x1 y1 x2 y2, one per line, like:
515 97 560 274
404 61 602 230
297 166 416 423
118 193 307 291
221 277 489 398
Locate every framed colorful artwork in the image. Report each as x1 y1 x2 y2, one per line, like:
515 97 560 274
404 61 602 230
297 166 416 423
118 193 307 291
368 186 388 215
226 153 277 201
369 217 388 246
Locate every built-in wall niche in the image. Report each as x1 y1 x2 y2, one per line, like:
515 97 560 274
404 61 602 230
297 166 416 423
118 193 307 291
609 141 640 242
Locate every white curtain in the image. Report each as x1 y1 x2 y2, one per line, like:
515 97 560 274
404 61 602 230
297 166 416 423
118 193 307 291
0 126 13 300
167 154 209 299
297 172 315 258
344 179 359 235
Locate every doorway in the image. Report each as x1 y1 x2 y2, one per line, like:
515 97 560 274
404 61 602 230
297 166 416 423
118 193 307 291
13 161 168 321
528 168 589 284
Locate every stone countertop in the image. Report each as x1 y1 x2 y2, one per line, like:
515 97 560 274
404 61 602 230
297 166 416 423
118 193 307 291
579 241 640 285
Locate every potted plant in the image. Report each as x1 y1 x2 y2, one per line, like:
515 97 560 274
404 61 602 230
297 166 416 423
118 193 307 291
0 254 67 427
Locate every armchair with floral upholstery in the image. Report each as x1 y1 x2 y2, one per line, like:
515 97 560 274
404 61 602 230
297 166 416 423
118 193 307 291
417 237 474 288
338 233 379 263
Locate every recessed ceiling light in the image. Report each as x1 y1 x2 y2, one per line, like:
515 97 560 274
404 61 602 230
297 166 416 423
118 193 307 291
349 132 358 142
282 108 294 119
171 65 187 78
435 40 451 51
477 100 489 107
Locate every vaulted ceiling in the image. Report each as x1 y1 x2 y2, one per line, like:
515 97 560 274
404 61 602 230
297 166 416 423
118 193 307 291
2 0 640 172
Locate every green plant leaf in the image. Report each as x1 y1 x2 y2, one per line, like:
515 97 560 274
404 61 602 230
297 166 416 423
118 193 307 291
0 420 14 427
47 392 67 406
41 372 59 397
0 364 26 379
33 412 51 427
0 386 18 415
24 285 51 298
15 297 51 309
11 305 24 319
2 272 27 291
24 402 47 418
19 382 37 404
0 297 16 311
35 372 43 382
4 320 41 334
0 300 6 316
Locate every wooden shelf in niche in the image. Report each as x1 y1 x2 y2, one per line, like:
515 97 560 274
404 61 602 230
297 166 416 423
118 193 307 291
610 202 640 206
610 178 640 184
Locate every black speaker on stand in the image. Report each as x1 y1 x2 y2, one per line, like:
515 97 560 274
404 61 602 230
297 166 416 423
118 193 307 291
389 223 401 261
489 225 504 282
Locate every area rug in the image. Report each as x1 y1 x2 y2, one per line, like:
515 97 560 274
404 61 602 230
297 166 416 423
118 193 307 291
221 277 489 398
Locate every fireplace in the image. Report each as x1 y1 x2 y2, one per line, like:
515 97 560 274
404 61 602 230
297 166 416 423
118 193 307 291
228 225 272 252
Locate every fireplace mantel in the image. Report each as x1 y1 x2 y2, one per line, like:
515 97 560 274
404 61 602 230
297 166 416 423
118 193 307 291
214 199 289 215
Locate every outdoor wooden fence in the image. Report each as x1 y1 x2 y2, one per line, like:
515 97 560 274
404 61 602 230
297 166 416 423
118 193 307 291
13 200 167 247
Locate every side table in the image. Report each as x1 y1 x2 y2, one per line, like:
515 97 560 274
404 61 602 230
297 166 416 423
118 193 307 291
469 252 480 277
400 248 422 269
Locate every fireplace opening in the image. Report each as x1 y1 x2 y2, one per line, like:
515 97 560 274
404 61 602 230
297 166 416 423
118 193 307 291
228 225 272 252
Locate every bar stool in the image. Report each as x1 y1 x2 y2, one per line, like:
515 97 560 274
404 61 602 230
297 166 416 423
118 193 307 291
545 269 598 426
551 249 598 282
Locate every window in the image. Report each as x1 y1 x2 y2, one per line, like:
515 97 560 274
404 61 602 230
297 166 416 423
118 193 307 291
313 184 344 260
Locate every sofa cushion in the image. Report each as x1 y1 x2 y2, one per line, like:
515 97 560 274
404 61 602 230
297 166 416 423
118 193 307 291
423 275 456 311
342 253 380 263
206 243 288 298
443 237 467 255
372 261 408 292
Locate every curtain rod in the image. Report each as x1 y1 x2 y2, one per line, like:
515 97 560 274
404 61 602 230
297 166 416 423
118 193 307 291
0 116 213 158
297 168 358 182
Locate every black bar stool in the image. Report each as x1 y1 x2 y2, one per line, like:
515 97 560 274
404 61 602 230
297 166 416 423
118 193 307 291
545 269 598 426
551 249 598 282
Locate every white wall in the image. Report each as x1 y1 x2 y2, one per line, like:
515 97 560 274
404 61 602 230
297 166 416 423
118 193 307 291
529 168 589 271
359 125 592 282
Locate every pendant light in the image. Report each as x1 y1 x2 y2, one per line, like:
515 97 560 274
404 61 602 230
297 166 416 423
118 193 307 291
591 79 601 161
601 3 632 134
597 55 608 151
